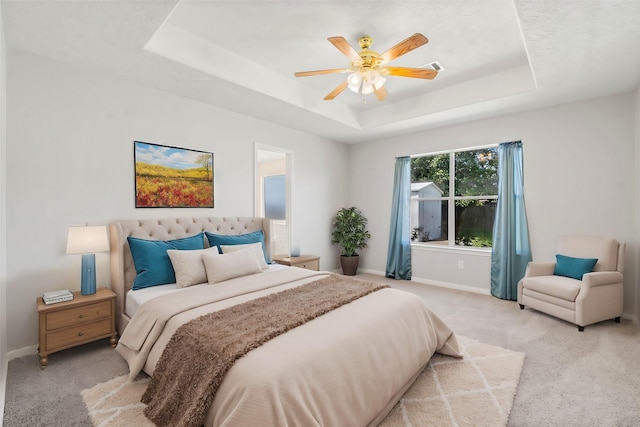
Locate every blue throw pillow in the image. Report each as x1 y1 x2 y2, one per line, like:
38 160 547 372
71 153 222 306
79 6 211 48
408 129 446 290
553 254 598 281
205 230 270 264
128 234 205 290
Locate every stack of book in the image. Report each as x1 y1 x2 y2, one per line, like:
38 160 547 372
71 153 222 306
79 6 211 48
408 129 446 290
42 290 74 305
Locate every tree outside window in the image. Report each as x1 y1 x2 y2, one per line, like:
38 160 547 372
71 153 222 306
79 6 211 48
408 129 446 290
411 147 498 247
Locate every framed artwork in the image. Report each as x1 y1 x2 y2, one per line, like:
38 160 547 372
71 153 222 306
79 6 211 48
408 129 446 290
134 141 214 208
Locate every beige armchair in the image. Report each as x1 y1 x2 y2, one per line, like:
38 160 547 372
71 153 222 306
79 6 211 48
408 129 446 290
518 235 624 331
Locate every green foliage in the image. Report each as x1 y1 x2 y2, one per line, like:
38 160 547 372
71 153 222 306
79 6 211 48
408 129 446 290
411 154 449 195
455 226 493 247
453 149 498 197
331 207 371 257
411 227 429 242
411 148 498 197
455 235 492 247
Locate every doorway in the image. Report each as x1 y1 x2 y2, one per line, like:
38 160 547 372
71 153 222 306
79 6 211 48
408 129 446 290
255 144 292 256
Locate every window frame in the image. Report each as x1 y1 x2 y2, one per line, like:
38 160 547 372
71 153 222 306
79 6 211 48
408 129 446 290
410 144 498 250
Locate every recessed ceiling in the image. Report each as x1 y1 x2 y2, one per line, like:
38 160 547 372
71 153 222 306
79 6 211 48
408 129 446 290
2 0 639 144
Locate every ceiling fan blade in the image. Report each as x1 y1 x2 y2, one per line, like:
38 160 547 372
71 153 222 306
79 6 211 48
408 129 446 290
383 66 438 79
324 81 349 100
377 33 429 64
374 86 388 101
328 36 361 62
294 68 350 77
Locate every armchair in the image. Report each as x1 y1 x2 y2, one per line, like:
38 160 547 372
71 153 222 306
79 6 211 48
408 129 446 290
517 235 624 331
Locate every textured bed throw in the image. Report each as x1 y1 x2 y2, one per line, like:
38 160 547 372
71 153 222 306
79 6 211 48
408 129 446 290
141 274 389 427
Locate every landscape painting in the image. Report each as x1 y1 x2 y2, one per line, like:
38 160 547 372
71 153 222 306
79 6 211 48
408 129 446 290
134 141 214 208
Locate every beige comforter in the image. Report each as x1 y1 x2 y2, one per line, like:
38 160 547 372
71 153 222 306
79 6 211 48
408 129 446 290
117 268 461 426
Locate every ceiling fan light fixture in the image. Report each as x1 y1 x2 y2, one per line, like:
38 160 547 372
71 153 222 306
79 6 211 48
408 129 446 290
295 33 434 101
361 80 375 95
347 71 362 93
366 70 386 90
374 77 386 90
348 69 386 95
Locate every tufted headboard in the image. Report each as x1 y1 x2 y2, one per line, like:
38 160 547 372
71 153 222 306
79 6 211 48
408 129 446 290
109 217 273 334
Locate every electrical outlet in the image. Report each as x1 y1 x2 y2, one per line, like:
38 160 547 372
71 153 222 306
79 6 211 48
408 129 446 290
457 260 464 269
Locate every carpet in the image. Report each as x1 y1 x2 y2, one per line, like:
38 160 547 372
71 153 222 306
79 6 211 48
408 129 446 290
81 336 524 427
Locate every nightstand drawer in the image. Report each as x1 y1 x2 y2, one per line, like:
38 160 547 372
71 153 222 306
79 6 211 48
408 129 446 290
45 318 113 351
298 260 319 271
46 300 111 330
272 255 320 271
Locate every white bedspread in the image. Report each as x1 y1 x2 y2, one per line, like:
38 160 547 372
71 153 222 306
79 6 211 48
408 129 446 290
117 269 461 426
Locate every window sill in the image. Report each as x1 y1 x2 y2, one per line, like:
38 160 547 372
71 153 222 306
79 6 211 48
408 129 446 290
411 243 492 257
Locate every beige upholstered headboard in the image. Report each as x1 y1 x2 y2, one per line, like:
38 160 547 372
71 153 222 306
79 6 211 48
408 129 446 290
109 217 273 334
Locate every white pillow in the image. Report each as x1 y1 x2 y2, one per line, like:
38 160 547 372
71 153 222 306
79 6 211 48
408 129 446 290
220 242 269 270
167 246 219 288
202 249 262 284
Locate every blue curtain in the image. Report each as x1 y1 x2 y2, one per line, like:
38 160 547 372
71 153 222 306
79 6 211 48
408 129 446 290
490 141 531 300
386 156 412 280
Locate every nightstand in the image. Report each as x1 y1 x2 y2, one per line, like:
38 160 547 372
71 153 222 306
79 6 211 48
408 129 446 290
272 255 320 271
37 287 117 368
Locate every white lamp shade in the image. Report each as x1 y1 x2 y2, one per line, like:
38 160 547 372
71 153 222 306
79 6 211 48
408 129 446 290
361 80 374 95
347 72 362 93
372 75 386 90
66 225 110 254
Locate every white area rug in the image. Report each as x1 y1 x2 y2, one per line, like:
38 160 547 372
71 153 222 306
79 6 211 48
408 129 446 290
82 336 524 427
380 336 525 426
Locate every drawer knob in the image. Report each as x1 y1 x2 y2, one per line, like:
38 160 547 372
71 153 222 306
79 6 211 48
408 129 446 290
78 332 84 337
78 314 84 318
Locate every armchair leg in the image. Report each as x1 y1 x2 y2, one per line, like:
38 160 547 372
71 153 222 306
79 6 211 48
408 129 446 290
578 326 584 332
614 317 621 323
519 304 524 310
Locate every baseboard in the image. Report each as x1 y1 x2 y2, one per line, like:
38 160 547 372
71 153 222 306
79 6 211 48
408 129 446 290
410 277 491 295
621 313 638 326
7 344 37 361
357 268 491 296
357 268 386 276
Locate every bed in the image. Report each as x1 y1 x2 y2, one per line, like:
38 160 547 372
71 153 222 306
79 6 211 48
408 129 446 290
110 216 461 426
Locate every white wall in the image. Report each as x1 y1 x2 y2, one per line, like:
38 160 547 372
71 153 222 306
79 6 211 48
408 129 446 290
350 93 638 318
5 50 349 353
0 2 8 417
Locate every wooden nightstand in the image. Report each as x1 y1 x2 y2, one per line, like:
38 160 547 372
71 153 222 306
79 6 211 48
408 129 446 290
37 287 117 368
272 255 320 271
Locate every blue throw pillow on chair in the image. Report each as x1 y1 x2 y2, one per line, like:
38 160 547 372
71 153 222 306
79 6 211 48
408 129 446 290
554 254 598 281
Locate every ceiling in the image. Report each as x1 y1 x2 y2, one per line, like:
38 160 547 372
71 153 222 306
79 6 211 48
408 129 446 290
2 0 639 144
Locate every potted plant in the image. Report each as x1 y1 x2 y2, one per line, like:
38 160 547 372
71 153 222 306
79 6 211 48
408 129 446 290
331 207 371 275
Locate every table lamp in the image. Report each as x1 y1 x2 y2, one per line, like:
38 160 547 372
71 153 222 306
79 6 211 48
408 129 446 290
66 225 110 295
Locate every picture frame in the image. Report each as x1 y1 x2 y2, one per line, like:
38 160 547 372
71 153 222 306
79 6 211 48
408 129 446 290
134 141 214 208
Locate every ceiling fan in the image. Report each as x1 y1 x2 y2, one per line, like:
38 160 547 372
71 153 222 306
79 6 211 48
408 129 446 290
294 33 438 101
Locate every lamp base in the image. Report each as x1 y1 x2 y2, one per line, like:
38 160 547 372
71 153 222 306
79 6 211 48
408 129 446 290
80 253 97 295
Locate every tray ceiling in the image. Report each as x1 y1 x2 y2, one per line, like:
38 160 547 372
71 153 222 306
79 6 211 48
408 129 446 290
2 0 639 143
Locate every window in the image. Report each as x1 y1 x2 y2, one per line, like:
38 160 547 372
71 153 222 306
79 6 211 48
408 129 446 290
411 146 498 248
264 174 286 220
